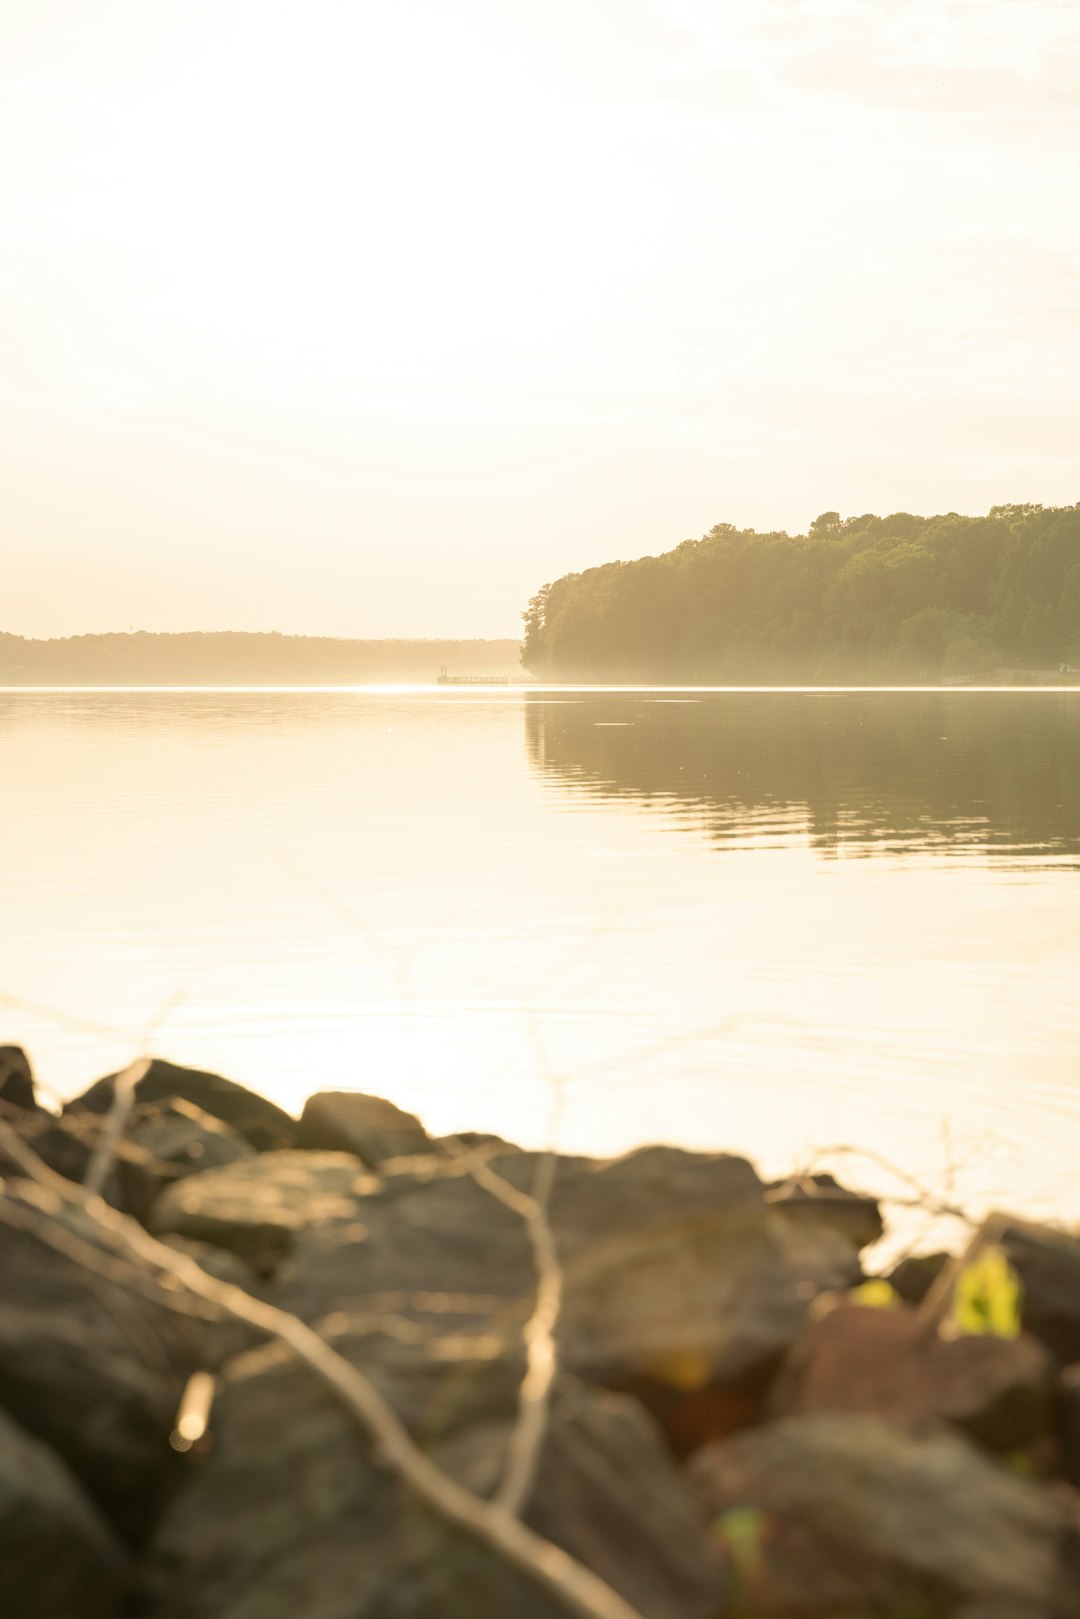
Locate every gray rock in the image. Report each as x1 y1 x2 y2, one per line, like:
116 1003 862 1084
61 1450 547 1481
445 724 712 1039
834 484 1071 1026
689 1412 1080 1617
438 1130 522 1153
275 1156 533 1326
998 1220 1080 1366
1062 1364 1080 1489
298 1090 433 1165
771 1299 1054 1453
0 1405 129 1617
553 1149 862 1396
158 1234 264 1292
765 1171 884 1250
888 1249 951 1304
149 1151 377 1270
273 1145 862 1450
0 1180 227 1542
128 1098 254 1178
0 1043 39 1111
67 1058 297 1151
0 1102 163 1221
146 1318 724 1619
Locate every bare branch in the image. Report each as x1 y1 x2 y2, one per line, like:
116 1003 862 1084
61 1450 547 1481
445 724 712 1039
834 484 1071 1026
459 1146 564 1518
0 1193 229 1326
83 1056 152 1198
171 1371 217 1451
798 1141 974 1223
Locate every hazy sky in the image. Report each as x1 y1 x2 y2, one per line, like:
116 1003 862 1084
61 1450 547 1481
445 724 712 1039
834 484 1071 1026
2 0 1078 638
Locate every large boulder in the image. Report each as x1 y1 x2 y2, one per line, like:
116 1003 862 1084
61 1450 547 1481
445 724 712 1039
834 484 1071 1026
298 1090 433 1165
550 1149 862 1401
128 1098 254 1179
146 1318 724 1619
67 1059 297 1152
148 1151 376 1271
689 1412 1080 1617
273 1154 535 1325
273 1146 863 1450
0 1179 236 1543
0 1405 129 1617
771 1300 1054 1453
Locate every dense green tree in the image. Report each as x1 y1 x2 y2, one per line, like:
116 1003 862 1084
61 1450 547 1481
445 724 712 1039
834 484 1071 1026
521 505 1080 681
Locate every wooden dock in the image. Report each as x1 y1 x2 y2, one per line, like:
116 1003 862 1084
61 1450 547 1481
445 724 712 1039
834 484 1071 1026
436 671 510 685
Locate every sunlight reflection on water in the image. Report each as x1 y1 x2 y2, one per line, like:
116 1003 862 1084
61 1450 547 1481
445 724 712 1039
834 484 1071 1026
2 687 1079 1243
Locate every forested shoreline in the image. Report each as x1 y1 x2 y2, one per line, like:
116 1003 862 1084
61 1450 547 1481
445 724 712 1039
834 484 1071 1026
522 504 1080 682
0 632 521 685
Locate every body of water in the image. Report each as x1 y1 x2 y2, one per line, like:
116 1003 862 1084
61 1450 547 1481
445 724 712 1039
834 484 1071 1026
3 688 1079 1241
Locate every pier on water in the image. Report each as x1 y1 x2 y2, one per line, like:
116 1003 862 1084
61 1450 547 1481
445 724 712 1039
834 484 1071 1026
436 669 511 685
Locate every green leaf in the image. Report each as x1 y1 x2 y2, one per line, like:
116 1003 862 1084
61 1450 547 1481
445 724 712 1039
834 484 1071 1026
850 1278 901 1310
713 1506 767 1585
952 1246 1023 1339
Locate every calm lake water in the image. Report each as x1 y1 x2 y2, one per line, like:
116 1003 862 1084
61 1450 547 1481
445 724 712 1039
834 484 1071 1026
3 687 1079 1240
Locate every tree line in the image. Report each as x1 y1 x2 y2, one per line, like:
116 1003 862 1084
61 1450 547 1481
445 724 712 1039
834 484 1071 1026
0 633 521 685
521 504 1080 682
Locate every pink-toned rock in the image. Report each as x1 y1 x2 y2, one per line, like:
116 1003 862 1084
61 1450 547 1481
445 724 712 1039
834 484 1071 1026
771 1300 1054 1452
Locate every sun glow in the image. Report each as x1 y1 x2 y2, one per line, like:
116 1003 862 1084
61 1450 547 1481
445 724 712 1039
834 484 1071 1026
2 1 1079 637
8 2 681 405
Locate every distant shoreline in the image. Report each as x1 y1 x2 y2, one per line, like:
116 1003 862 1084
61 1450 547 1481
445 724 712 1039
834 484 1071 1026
4 629 1078 692
2 680 1079 694
0 631 523 686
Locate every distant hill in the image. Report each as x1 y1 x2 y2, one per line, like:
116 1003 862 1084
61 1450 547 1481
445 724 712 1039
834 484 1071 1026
521 503 1080 683
0 632 522 685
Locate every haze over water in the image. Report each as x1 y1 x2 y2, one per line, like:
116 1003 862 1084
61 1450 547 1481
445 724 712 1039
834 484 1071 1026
4 687 1079 1241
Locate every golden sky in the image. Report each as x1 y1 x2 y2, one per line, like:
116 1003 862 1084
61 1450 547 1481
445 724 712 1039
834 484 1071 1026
2 0 1077 637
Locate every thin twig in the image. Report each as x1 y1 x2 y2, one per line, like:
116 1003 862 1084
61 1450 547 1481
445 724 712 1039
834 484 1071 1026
446 1018 568 1517
0 1193 229 1326
83 1056 151 1198
799 1141 974 1223
452 1145 564 1518
0 1118 643 1619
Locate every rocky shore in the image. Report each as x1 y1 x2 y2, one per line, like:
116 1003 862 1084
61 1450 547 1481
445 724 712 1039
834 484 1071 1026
2 1047 1079 1618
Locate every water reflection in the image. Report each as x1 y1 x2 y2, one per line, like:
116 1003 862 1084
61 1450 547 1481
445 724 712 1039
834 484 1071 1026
2 687 1079 1240
525 692 1080 864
